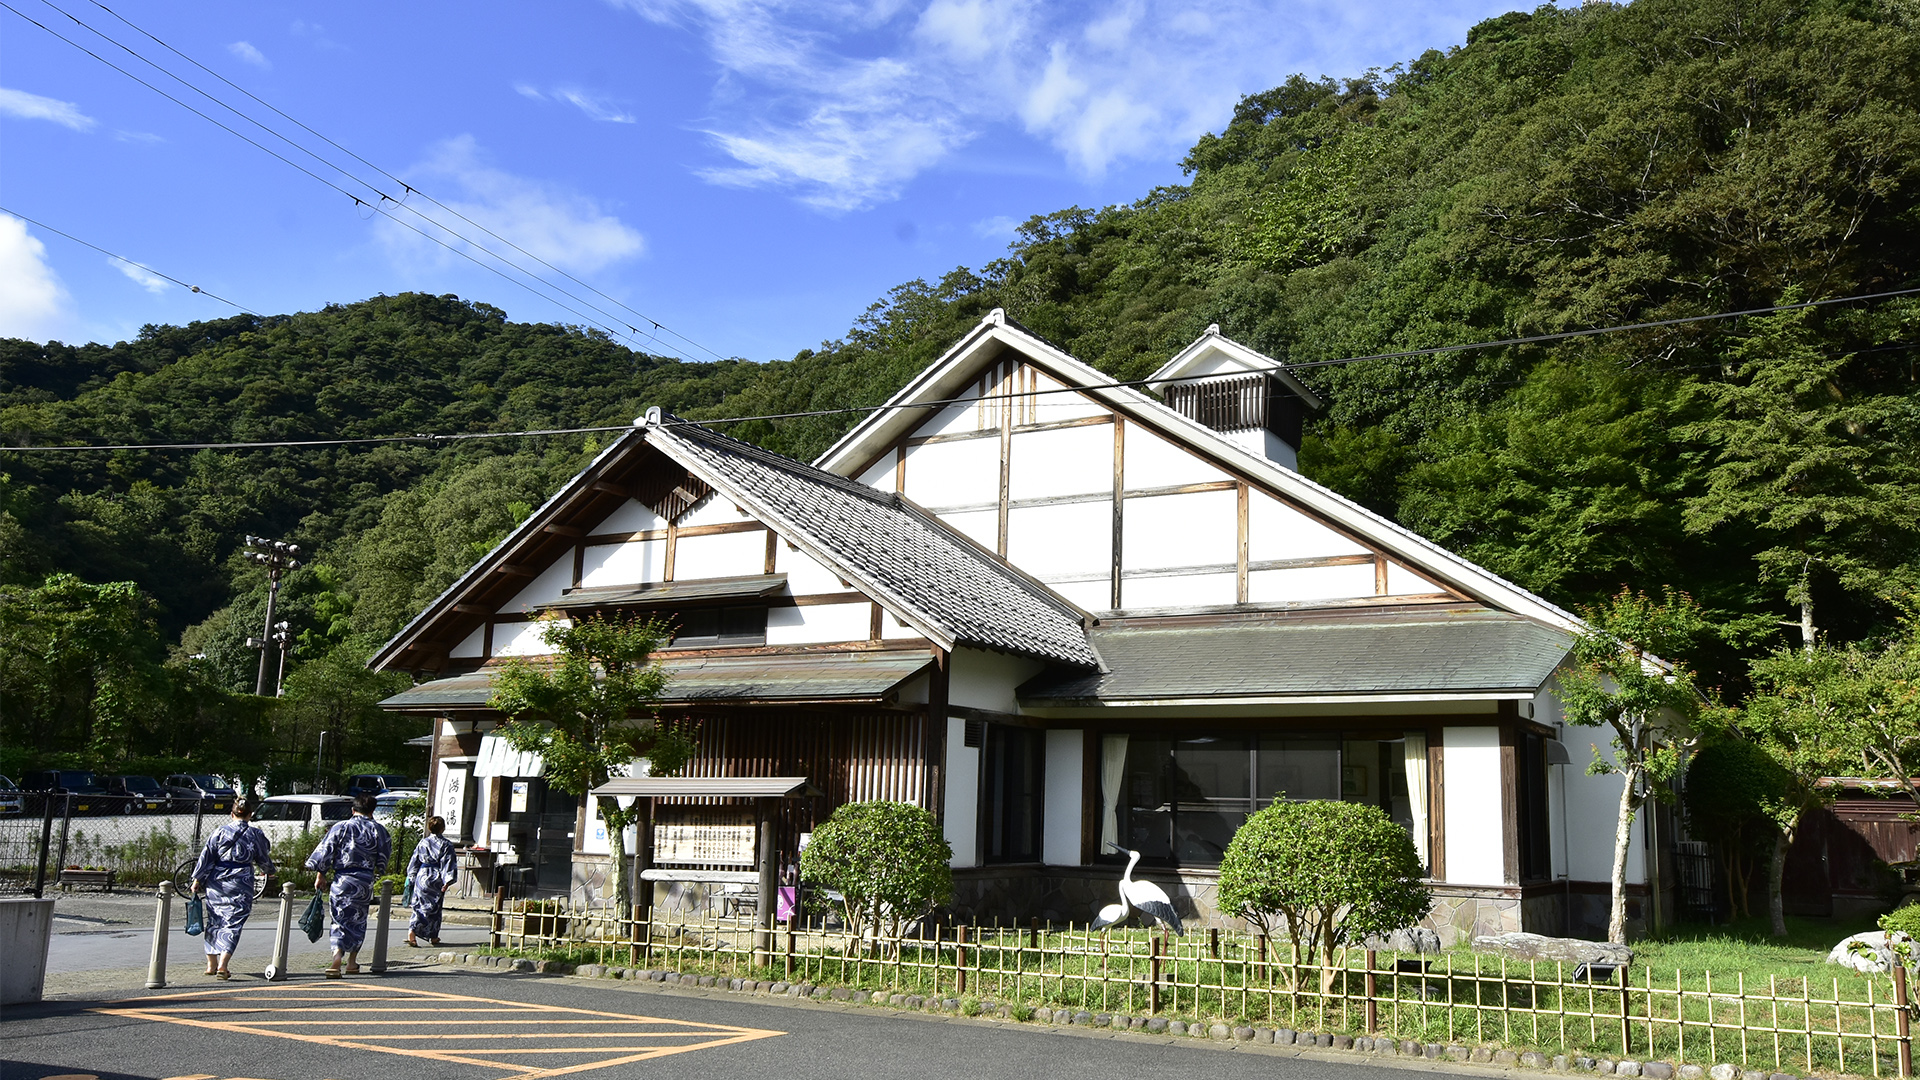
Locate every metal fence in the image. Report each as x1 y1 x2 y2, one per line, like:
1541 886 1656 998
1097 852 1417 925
0 799 222 895
476 895 1916 1078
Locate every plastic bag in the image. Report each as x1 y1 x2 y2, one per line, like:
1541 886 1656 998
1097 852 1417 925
402 878 414 908
299 890 326 942
184 896 204 937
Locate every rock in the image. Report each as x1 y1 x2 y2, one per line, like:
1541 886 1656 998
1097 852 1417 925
1314 1033 1332 1047
1470 1047 1493 1063
1643 1063 1674 1079
1094 1013 1113 1028
1768 1074 1796 1080
1146 1017 1169 1033
769 981 787 994
1617 1061 1643 1077
1678 1067 1704 1080
1274 1028 1295 1045
1376 1038 1398 1055
1595 1061 1615 1075
1474 931 1633 968
1074 1011 1093 1026
1828 931 1897 973
1210 1023 1231 1040
1332 1035 1353 1050
1741 1072 1766 1080
1708 1066 1736 1080
1495 1049 1520 1065
1356 1037 1373 1051
1448 1045 1471 1062
1234 1026 1255 1041
1253 1027 1273 1043
1169 1021 1186 1035
1425 1044 1443 1059
1573 1057 1596 1072
1522 1052 1550 1068
1404 1040 1423 1056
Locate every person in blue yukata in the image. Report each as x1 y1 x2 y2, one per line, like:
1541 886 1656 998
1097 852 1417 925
405 814 458 947
304 792 392 978
190 797 274 980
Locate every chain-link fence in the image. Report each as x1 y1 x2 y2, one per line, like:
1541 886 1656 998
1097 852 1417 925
0 797 225 895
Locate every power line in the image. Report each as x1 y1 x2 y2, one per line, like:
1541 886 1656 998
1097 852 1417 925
0 205 255 313
7 285 1916 454
5 0 712 364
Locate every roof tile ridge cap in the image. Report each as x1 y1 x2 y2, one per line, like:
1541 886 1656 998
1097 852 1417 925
658 412 896 504
891 489 1095 629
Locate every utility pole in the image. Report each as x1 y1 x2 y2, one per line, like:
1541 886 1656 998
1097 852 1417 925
243 535 299 697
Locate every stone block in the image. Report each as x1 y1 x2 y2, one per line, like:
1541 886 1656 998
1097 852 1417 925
1470 1047 1493 1063
1553 1054 1571 1071
1074 1010 1094 1025
1146 1017 1169 1033
1741 1072 1766 1080
1494 1049 1519 1066
1251 1027 1272 1044
1642 1064 1673 1080
1274 1028 1295 1045
1209 1023 1231 1040
943 998 960 1011
1168 1021 1187 1035
1521 1052 1550 1069
1356 1037 1374 1051
1032 1006 1050 1021
1130 1016 1147 1030
1315 1033 1332 1048
698 976 716 987
1403 1040 1423 1056
1617 1061 1643 1077
1595 1060 1616 1074
1094 1013 1113 1027
1678 1067 1705 1080
1233 1026 1255 1042
1332 1035 1353 1050
1448 1045 1471 1062
1375 1038 1397 1054
1708 1066 1736 1080
1424 1043 1443 1059
769 981 788 994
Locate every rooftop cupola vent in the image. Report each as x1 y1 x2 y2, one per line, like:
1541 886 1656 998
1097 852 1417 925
1144 329 1325 471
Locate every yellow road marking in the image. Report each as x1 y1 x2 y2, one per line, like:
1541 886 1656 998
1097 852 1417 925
96 981 785 1080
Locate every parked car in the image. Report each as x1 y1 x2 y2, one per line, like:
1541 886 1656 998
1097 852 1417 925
251 794 353 842
20 770 109 815
0 775 22 815
164 774 235 814
342 773 413 798
372 791 427 826
104 775 170 814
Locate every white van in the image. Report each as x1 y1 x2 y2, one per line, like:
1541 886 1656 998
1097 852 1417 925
253 794 353 842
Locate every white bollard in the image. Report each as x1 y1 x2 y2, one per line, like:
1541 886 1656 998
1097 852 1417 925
146 881 174 989
263 883 294 981
369 879 393 975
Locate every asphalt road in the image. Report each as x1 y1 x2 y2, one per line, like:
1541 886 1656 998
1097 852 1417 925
4 966 1499 1080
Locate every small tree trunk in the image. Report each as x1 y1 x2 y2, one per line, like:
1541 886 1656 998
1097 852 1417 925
597 795 630 915
1767 829 1791 937
1795 558 1816 652
1608 763 1641 945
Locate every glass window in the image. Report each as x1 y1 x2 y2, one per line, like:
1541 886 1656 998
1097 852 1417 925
254 801 300 821
320 801 351 821
982 726 1044 863
1172 737 1251 863
1257 737 1339 805
672 605 768 646
1120 737 1173 860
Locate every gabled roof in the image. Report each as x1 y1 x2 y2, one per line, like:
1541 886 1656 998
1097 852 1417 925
814 310 1584 636
1144 323 1326 411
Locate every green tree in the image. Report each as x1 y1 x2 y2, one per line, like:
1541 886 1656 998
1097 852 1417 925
800 801 953 943
0 573 166 768
1218 798 1429 993
1681 738 1798 925
1555 587 1711 944
488 614 697 913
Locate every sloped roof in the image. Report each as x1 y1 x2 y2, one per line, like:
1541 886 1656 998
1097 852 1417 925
648 418 1098 667
1020 608 1572 706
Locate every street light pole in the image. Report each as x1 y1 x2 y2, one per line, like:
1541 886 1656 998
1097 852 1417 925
242 535 299 697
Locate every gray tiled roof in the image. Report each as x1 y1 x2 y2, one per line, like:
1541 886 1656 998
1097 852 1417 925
1020 608 1571 703
654 420 1099 668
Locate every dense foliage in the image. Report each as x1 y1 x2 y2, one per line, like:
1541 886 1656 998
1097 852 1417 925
800 801 954 940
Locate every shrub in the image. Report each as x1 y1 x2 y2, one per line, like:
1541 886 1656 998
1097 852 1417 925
1218 797 1430 987
801 800 952 940
1881 904 1920 936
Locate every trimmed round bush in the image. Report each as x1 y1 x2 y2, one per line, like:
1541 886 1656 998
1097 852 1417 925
801 800 952 938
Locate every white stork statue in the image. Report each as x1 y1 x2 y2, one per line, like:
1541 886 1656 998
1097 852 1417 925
1109 843 1183 934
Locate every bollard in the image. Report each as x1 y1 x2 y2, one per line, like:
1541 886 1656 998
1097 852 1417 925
369 879 394 974
146 881 174 989
263 883 294 981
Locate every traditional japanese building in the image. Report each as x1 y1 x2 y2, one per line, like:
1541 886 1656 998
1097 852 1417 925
373 311 1666 942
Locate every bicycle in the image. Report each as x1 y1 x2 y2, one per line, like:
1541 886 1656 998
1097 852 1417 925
172 857 273 899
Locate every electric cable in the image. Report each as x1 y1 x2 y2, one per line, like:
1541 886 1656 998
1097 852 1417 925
0 205 256 313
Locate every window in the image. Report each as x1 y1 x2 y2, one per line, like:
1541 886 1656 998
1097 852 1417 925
671 605 767 646
320 801 352 821
1517 730 1552 881
254 801 303 822
981 726 1044 863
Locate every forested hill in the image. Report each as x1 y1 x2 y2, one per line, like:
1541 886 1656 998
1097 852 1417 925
5 0 1920 776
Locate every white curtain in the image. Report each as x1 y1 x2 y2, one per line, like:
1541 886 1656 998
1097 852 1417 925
1404 731 1430 872
1099 735 1130 852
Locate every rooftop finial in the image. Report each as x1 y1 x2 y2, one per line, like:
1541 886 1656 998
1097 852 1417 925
986 308 1006 326
1206 323 1221 336
635 406 663 427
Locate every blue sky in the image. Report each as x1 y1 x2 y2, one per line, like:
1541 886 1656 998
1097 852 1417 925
1 0 1540 365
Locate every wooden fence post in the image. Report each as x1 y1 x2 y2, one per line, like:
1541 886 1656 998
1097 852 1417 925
1150 935 1162 1014
489 886 504 949
1895 961 1913 1078
1619 965 1633 1057
784 922 794 980
1365 949 1378 1034
1210 926 1220 959
956 924 968 995
1029 917 1039 950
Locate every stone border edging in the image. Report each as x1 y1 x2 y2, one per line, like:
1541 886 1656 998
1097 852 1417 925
429 952 1810 1080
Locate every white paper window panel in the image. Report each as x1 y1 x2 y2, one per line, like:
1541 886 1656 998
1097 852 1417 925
1122 572 1237 610
1247 562 1379 603
775 543 848 595
493 619 562 657
915 392 985 439
1387 560 1444 595
1121 489 1237 570
1247 489 1368 561
934 509 999 551
1007 501 1111 578
1122 424 1229 490
503 558 574 612
449 624 486 659
1008 425 1111 501
1442 726 1506 884
580 539 663 587
592 499 664 535
673 529 768 581
766 602 872 646
903 437 1002 509
858 454 897 491
1047 579 1111 612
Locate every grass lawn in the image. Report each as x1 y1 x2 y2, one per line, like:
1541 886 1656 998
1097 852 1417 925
1615 915 1887 989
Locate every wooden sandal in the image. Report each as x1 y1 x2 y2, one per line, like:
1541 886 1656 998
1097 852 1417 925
324 969 343 979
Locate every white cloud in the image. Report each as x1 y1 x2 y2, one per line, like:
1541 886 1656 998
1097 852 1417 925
381 135 645 274
515 84 637 123
110 257 170 295
971 214 1018 240
0 87 97 132
610 0 1502 211
0 215 78 341
228 41 271 68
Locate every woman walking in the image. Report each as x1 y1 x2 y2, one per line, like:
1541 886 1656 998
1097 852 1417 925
190 797 274 980
304 793 392 978
405 815 458 947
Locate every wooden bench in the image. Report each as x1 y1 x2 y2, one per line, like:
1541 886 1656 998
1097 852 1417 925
59 868 116 892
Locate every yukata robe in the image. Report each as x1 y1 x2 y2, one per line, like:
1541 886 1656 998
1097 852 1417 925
304 815 392 953
191 820 275 955
406 834 458 941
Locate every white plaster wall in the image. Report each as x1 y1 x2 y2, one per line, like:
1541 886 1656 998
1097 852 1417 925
1123 426 1229 490
950 647 1044 713
1007 501 1111 579
1051 580 1110 612
592 499 664 535
504 560 573 613
580 539 663 586
1442 726 1506 885
766 602 871 646
881 611 924 640
904 438 1001 509
679 495 754 529
936 509 999 551
1561 724 1643 885
859 455 897 491
1387 561 1445 596
1027 381 1109 424
1247 491 1368 561
673 529 767 580
1009 425 1110 501
1123 489 1236 570
449 624 485 659
775 543 848 595
945 716 980 868
1247 563 1378 603
917 395 984 439
1043 729 1084 865
1222 427 1298 471
1123 572 1237 609
494 619 562 657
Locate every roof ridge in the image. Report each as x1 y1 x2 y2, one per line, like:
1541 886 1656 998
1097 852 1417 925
660 414 897 504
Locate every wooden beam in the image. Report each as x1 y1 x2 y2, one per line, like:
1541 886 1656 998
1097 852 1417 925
1236 482 1250 605
589 480 636 499
497 563 539 577
452 603 490 615
543 524 584 537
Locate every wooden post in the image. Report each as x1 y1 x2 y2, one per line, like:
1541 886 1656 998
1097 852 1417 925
1256 933 1268 986
490 886 504 949
755 797 777 963
1365 948 1378 1033
784 923 795 980
1895 962 1913 1078
1029 917 1039 950
1619 964 1633 1056
1210 926 1220 959
1150 934 1162 1014
956 923 968 995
